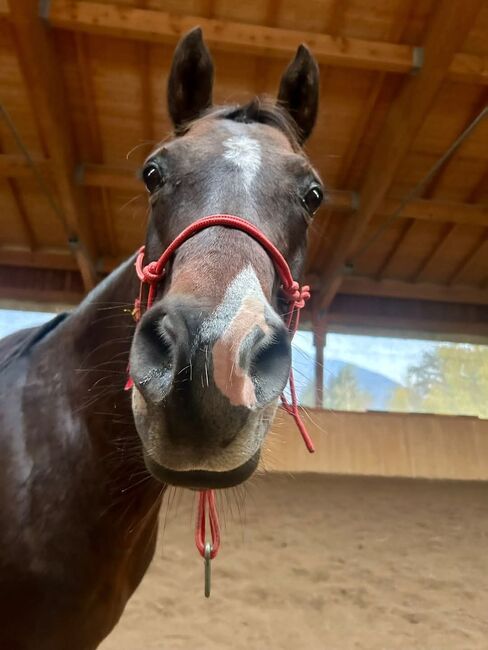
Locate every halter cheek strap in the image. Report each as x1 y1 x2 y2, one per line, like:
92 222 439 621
125 215 314 566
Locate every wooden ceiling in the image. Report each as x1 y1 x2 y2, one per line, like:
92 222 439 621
0 0 487 337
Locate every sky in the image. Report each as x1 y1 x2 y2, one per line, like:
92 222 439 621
0 308 439 387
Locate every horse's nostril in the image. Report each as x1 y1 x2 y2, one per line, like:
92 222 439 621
130 310 176 405
250 326 291 404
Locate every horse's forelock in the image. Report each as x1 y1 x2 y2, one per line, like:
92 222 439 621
177 97 301 151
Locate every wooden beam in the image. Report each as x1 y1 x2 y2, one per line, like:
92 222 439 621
0 153 51 178
339 275 488 306
316 0 484 311
0 245 122 274
79 163 358 211
48 1 418 73
0 246 78 271
46 1 488 84
80 163 142 193
1 156 485 226
7 0 97 290
450 52 488 85
379 196 488 228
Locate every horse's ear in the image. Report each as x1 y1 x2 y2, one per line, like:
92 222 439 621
167 27 214 131
277 44 319 144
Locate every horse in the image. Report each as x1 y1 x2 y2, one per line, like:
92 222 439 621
0 28 322 649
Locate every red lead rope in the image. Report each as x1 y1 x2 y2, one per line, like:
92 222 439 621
195 490 221 559
125 215 314 562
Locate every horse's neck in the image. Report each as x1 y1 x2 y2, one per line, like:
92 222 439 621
65 257 137 412
62 256 162 519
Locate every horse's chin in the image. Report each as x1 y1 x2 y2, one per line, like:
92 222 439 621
131 388 277 489
142 450 260 489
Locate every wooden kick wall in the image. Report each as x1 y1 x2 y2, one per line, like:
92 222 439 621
264 408 488 481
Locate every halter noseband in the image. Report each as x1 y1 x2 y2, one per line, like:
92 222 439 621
125 215 314 574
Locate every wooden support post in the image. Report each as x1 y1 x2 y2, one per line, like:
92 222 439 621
313 320 327 410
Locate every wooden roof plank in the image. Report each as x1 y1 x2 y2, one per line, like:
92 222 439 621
412 223 458 283
7 0 98 290
375 218 415 279
316 0 485 311
48 1 418 73
448 229 488 285
6 179 37 251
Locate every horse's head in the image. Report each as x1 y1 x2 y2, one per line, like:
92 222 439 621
129 28 322 489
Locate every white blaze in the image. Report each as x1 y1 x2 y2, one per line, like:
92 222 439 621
223 135 262 190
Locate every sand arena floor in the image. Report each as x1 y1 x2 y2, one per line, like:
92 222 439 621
100 474 488 650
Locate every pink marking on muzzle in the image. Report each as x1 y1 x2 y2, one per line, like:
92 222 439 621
212 296 271 408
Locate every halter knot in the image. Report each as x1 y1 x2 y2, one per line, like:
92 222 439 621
284 281 310 309
142 261 162 284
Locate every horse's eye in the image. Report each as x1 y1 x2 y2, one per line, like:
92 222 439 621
142 163 164 193
302 185 323 215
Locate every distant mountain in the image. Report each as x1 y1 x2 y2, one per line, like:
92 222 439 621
291 354 401 411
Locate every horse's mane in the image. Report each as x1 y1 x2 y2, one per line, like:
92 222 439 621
0 312 69 373
182 97 301 151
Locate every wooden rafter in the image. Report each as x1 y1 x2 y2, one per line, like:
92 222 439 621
74 32 117 256
421 88 488 200
307 2 412 267
315 0 485 311
6 0 97 290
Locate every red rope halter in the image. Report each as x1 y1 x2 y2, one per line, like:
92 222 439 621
125 214 314 561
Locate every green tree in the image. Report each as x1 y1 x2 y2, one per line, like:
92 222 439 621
324 364 373 411
389 344 488 418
